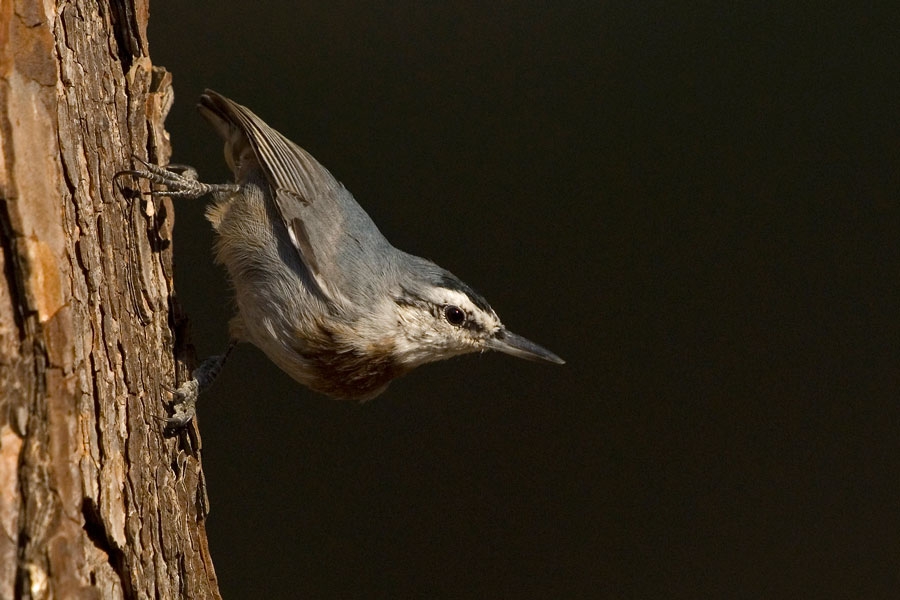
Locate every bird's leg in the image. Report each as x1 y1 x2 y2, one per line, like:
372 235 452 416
114 160 241 432
115 157 240 199
166 340 238 434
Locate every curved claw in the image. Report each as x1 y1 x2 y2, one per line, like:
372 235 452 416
156 349 234 436
163 411 196 436
113 169 149 199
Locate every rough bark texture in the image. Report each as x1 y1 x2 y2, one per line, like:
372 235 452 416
0 1 219 598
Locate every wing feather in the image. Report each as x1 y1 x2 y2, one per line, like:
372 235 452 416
198 90 391 305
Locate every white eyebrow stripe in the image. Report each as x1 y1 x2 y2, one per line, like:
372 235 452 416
438 289 479 311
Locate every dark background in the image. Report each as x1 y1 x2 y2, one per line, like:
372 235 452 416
149 3 900 598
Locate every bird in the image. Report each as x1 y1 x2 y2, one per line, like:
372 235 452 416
119 90 563 429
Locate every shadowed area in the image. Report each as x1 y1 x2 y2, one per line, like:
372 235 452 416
151 3 900 598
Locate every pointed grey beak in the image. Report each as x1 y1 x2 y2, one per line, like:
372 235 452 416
487 330 565 365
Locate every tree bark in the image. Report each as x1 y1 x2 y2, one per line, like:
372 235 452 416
0 1 219 598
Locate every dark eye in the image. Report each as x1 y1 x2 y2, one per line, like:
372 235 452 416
443 305 466 326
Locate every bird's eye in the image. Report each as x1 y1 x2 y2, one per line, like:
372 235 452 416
443 305 466 326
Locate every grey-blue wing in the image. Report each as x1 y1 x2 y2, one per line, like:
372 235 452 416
198 89 393 305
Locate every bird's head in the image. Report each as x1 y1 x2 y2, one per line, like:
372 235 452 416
384 260 564 370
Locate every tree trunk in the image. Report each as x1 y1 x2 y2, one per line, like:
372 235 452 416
0 1 220 598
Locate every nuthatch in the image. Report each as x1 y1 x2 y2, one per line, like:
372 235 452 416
121 90 563 429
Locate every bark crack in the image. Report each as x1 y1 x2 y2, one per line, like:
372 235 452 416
82 498 133 598
0 203 31 342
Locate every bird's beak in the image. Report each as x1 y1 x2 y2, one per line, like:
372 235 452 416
487 330 565 365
